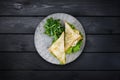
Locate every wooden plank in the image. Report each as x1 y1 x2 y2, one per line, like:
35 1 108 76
0 35 120 52
0 0 119 16
0 53 120 70
0 35 34 51
0 17 119 34
0 71 120 80
0 17 42 33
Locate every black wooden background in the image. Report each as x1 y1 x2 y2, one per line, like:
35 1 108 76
0 0 120 80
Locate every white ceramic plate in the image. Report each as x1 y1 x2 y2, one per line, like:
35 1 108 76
34 13 86 65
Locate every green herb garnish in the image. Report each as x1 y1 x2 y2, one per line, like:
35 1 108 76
44 17 64 42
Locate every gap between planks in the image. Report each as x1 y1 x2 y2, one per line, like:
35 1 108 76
0 15 120 17
0 69 120 71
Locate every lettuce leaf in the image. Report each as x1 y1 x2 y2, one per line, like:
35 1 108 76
66 40 82 54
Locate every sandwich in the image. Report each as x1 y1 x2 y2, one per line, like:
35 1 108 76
48 32 66 64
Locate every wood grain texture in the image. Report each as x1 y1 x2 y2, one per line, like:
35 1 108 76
0 35 120 52
0 17 119 34
0 71 120 80
0 35 34 51
0 53 120 70
0 0 119 16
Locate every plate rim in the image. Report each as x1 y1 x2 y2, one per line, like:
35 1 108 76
34 13 86 65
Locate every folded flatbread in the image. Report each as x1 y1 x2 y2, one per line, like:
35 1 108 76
65 22 82 51
48 32 65 64
48 22 82 64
